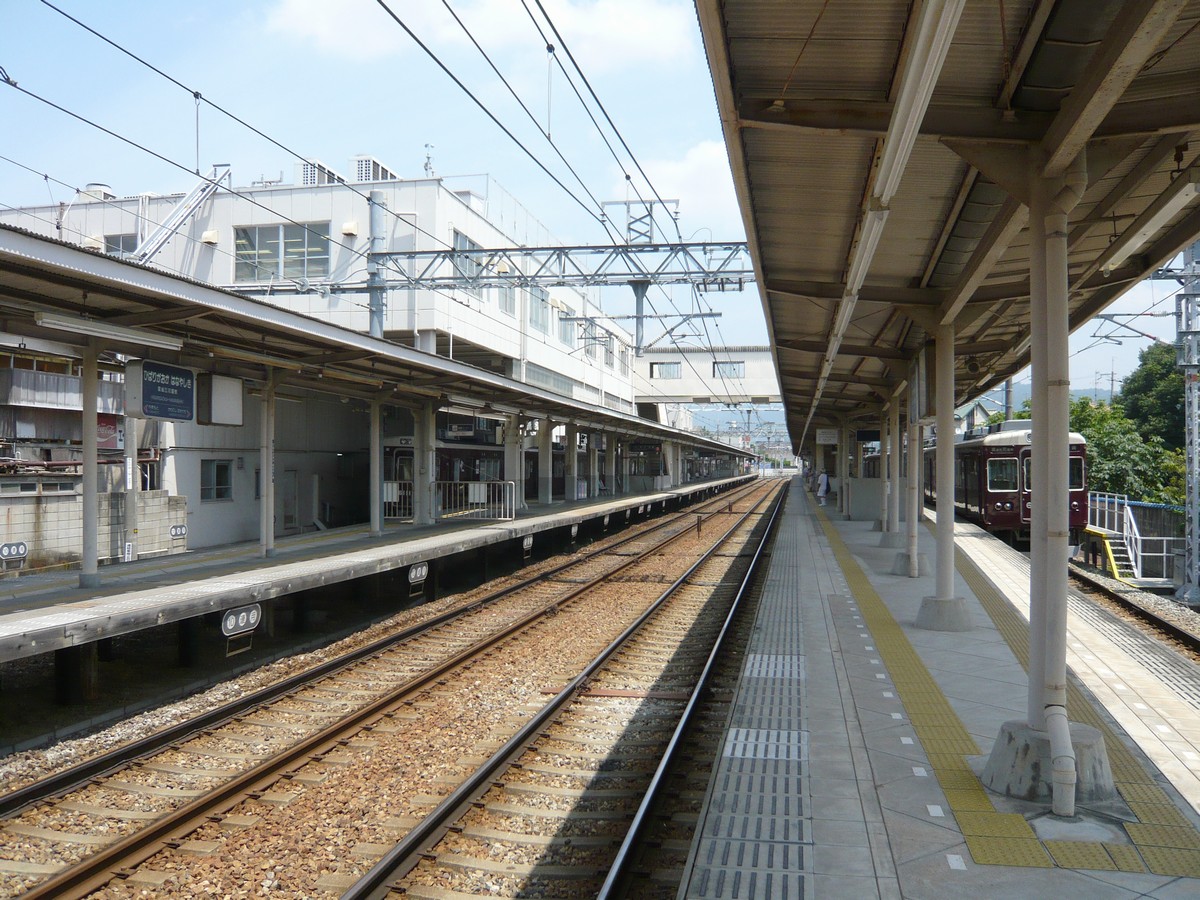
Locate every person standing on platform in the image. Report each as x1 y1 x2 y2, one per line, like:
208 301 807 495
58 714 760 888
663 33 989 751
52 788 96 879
816 470 829 506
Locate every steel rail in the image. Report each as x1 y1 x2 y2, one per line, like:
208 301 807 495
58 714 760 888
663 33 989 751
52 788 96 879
0 479 758 820
15 481 772 898
598 480 788 896
341 480 783 899
1069 563 1200 654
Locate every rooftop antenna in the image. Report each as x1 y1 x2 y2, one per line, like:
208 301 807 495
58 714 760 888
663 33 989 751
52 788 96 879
424 144 435 177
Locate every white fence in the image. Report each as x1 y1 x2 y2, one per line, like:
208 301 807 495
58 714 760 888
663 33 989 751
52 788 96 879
1088 491 1183 581
384 481 415 520
435 480 516 521
384 480 516 522
1089 491 1126 533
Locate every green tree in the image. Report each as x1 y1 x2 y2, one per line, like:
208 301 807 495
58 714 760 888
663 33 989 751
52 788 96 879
1068 397 1165 498
1117 341 1184 451
1153 448 1186 506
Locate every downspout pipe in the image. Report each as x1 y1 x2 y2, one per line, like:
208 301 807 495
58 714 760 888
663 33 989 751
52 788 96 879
1043 149 1087 817
1045 704 1077 817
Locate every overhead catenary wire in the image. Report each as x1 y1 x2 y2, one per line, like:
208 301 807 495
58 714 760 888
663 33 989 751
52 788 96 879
529 0 683 244
34 0 457 253
8 7 747 414
372 0 611 236
0 140 523 340
436 0 621 245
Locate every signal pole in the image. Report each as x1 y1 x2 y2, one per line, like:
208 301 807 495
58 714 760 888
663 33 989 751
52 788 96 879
1174 240 1200 604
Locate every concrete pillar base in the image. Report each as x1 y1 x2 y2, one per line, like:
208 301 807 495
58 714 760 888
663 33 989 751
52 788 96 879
982 720 1115 804
79 572 101 589
916 595 973 631
871 519 883 532
879 532 905 549
891 552 930 577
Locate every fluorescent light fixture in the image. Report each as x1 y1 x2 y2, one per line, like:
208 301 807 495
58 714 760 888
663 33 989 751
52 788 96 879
845 207 889 295
0 331 82 359
875 0 966 205
1102 166 1200 274
207 346 304 370
832 293 857 337
34 311 183 351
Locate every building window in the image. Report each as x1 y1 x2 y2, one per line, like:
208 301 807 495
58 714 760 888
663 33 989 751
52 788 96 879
105 234 138 258
452 230 482 297
201 459 233 501
235 223 330 282
497 285 516 316
650 362 682 379
713 361 745 378
558 306 576 346
529 286 550 334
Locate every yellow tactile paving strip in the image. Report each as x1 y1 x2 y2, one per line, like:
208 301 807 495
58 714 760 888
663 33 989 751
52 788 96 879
816 511 1200 877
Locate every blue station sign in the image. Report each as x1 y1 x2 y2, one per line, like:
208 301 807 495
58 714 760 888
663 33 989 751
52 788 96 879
127 360 195 421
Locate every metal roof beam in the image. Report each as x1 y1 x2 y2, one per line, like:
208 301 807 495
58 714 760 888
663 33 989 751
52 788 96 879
777 339 909 361
766 279 942 306
1040 0 1188 177
739 95 1200 144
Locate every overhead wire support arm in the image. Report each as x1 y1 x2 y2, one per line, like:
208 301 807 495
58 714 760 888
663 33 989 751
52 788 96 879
378 241 753 291
1091 312 1172 345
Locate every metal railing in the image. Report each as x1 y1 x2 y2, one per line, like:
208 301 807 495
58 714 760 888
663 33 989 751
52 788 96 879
1088 491 1183 581
1088 491 1126 533
434 480 516 521
1124 503 1180 580
384 481 414 520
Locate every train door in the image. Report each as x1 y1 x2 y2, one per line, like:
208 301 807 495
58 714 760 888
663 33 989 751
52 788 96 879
1019 447 1033 527
524 450 537 501
280 469 298 532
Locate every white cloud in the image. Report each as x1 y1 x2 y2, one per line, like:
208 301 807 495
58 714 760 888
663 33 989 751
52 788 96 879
265 0 412 59
613 140 743 241
264 0 698 70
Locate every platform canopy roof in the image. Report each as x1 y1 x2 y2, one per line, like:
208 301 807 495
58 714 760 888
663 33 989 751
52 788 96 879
0 224 746 456
696 0 1200 452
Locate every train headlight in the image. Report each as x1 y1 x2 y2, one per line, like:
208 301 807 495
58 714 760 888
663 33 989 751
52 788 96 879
1071 501 1079 510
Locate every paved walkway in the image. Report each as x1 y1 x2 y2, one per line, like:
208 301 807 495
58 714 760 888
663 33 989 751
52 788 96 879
680 479 1200 898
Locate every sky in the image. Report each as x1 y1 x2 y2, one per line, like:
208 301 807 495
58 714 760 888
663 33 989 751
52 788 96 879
0 0 1186 400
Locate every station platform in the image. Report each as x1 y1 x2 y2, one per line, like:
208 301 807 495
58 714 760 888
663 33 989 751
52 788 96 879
680 478 1200 898
0 476 751 665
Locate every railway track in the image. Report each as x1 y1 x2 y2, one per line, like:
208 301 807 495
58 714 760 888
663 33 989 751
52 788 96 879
0 479 781 898
343 479 784 898
1069 563 1200 661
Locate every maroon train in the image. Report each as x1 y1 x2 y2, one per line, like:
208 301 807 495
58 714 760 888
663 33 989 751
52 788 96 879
923 421 1088 546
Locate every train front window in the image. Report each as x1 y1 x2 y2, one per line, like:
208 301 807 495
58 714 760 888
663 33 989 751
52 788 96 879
987 458 1018 492
1069 456 1085 490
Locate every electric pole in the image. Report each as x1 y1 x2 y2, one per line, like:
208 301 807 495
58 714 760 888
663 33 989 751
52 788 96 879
1173 240 1200 604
